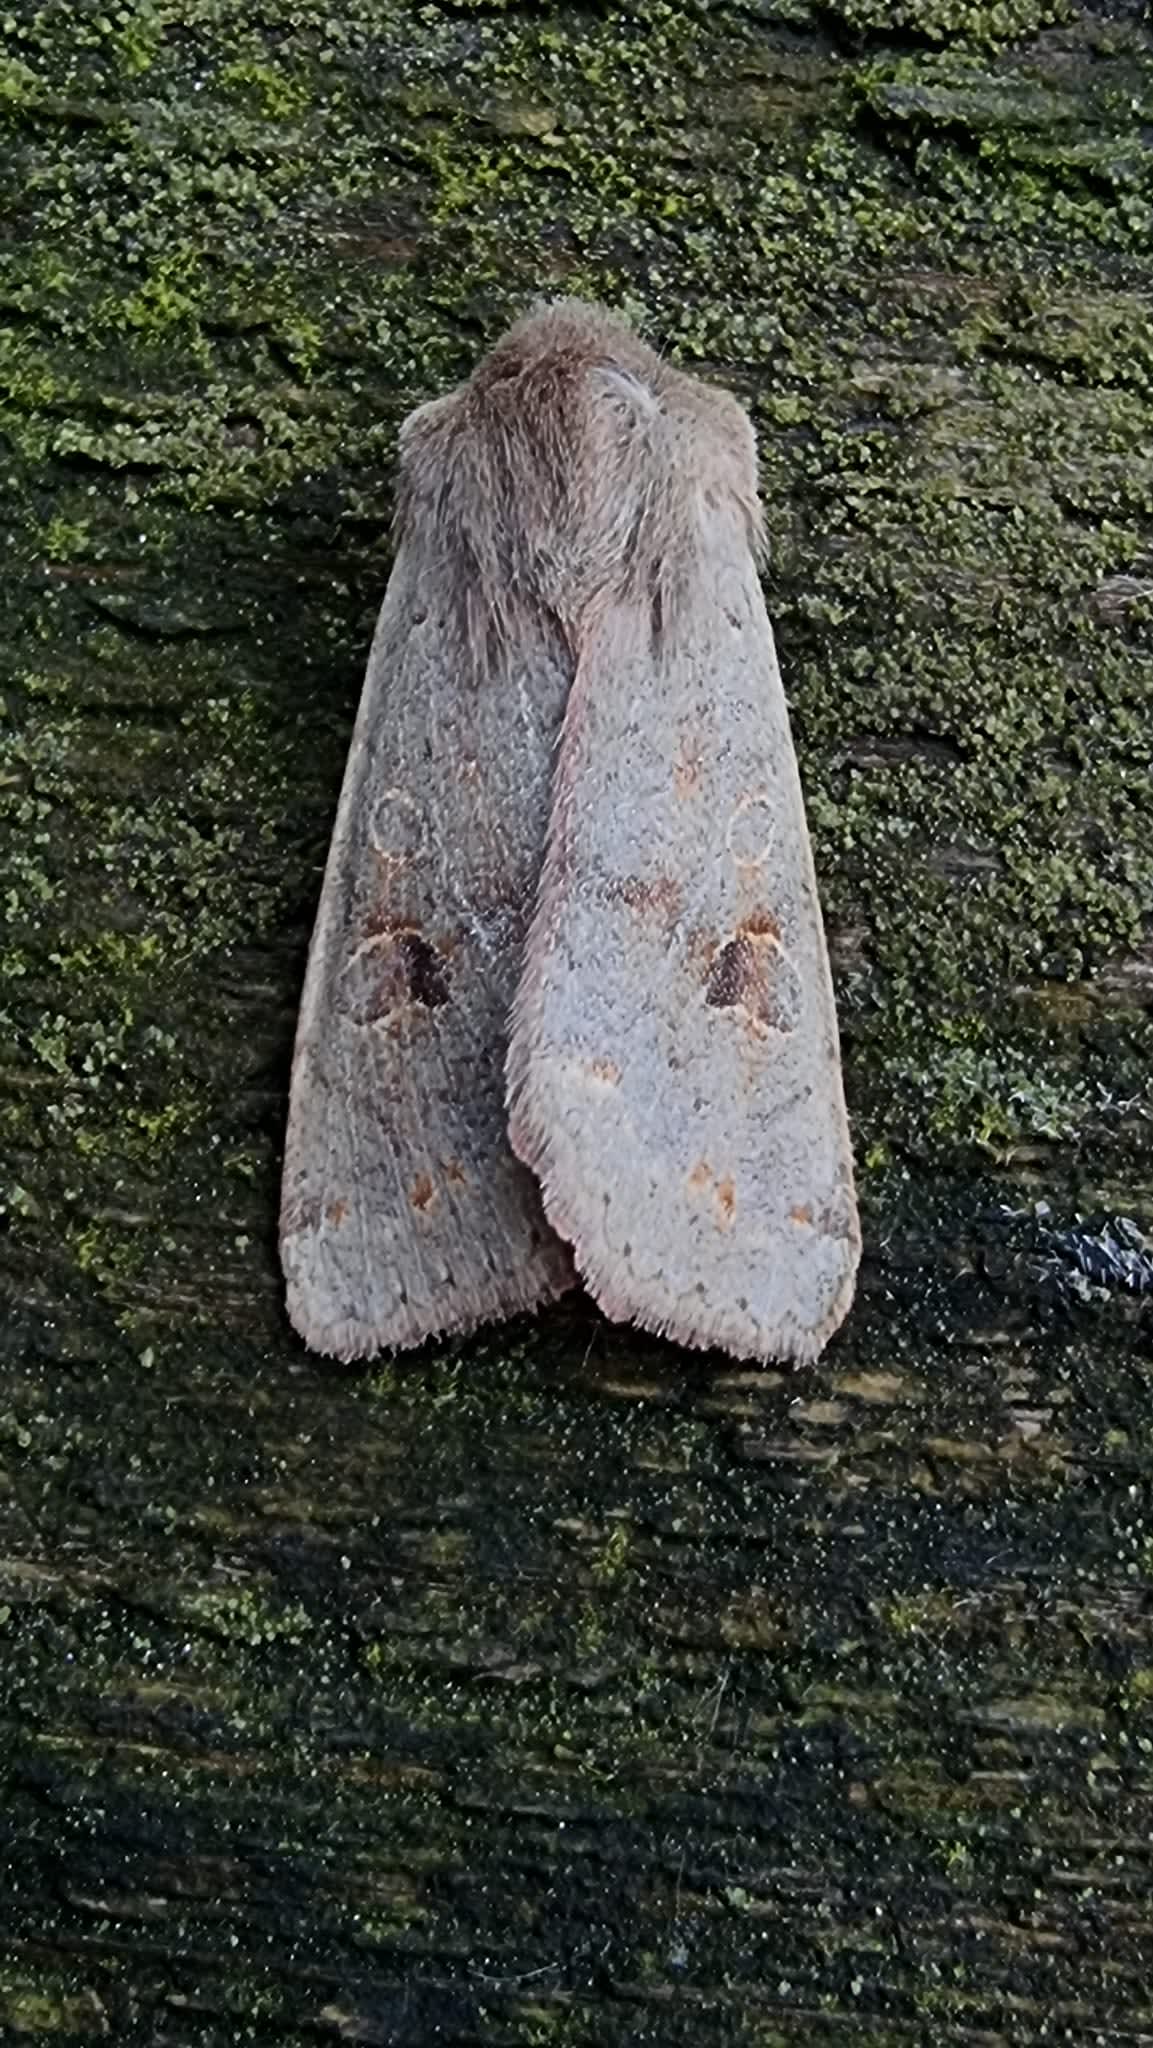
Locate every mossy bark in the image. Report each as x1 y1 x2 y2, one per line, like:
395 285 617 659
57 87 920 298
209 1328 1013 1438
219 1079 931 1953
2 2 1152 2041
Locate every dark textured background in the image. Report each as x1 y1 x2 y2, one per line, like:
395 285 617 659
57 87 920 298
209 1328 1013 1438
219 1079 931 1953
1 1 1152 2040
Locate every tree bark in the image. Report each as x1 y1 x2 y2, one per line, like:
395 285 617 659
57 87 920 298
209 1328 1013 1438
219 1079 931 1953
2 1 1152 2041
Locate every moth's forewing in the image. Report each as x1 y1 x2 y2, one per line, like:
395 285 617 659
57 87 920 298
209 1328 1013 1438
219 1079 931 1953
509 388 859 1365
281 538 573 1361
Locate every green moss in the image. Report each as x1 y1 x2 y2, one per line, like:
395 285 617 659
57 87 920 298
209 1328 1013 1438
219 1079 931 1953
0 1978 104 2034
174 1587 317 1647
590 1520 632 1585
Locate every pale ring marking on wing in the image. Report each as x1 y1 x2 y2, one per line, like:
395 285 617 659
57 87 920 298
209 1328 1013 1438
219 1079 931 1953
369 786 427 862
726 791 776 870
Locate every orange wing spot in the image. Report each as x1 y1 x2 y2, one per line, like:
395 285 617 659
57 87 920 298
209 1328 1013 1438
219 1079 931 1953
790 1203 813 1226
687 1160 712 1193
716 1178 736 1226
585 1057 622 1086
740 908 782 941
325 1198 349 1228
410 1173 438 1212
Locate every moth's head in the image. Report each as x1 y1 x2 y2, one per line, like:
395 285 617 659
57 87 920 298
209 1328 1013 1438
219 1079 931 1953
490 297 657 379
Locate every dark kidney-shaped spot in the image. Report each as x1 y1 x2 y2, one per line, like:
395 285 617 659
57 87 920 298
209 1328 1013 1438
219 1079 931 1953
340 928 450 1025
397 930 450 1008
705 927 800 1035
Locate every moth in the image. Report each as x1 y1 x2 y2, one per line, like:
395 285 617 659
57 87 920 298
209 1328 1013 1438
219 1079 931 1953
280 300 859 1365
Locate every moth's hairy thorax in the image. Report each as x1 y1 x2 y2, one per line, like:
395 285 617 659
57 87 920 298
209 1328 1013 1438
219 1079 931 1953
397 302 763 664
